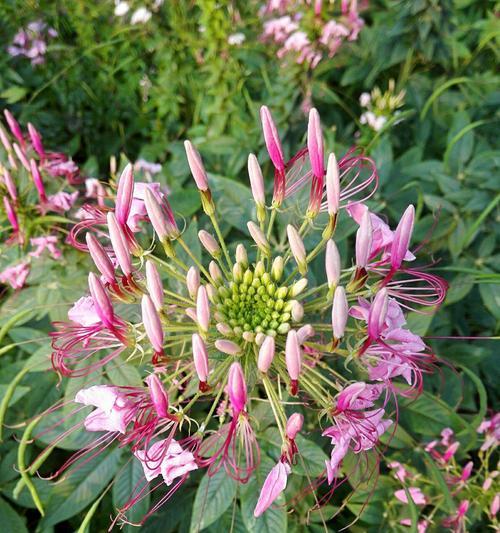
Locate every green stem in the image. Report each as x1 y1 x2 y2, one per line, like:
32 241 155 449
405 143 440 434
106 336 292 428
209 214 232 268
177 237 213 282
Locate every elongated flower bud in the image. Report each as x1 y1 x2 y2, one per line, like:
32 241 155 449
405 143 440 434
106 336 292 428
115 164 134 225
260 106 284 171
198 230 220 257
391 205 415 270
235 244 248 269
291 300 304 322
248 153 266 223
88 272 114 328
192 334 209 386
14 143 30 171
4 109 24 146
196 286 210 332
2 168 17 201
258 335 275 373
209 261 223 284
186 267 200 299
145 260 164 311
30 158 46 202
27 123 45 158
332 286 348 339
289 278 308 298
368 288 388 340
184 140 208 191
107 212 132 276
287 225 307 275
286 413 304 440
144 188 178 242
3 196 19 232
326 240 341 290
142 295 164 354
355 210 372 268
307 108 324 180
0 124 12 153
86 233 115 285
247 221 270 256
228 362 247 414
145 374 168 418
271 256 284 281
285 330 301 395
326 153 340 215
297 324 314 344
215 339 241 355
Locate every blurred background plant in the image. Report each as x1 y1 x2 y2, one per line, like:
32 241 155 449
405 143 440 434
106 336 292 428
0 0 498 531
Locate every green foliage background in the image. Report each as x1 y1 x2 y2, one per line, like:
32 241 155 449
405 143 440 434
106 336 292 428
0 0 498 531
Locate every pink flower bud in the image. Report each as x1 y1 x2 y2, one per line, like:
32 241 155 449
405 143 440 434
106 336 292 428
145 374 168 418
192 333 209 383
368 289 388 340
355 210 372 268
291 300 304 322
14 143 30 171
88 272 114 328
0 124 12 152
247 221 270 255
491 494 499 517
215 339 241 355
260 106 284 171
332 286 348 339
297 324 315 344
216 323 232 336
107 212 132 276
196 286 210 332
285 329 301 381
2 168 17 201
287 225 307 274
391 204 415 270
3 196 19 232
209 261 222 283
457 500 469 517
86 232 115 285
443 441 460 462
141 295 164 354
115 164 134 225
144 188 178 241
460 461 473 482
30 158 46 202
248 154 265 206
145 260 164 311
4 109 24 146
258 335 275 373
325 240 341 289
185 307 197 322
27 122 45 158
186 267 200 299
286 413 304 440
228 362 247 414
184 140 208 191
307 108 324 179
198 230 220 256
326 153 340 215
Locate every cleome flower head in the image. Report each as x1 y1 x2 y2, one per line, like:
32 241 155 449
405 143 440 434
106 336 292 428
29 106 447 527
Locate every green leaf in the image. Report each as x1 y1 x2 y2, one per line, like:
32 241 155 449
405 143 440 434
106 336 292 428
240 455 287 533
40 447 122 527
113 457 150 530
479 283 500 319
106 359 143 387
0 496 28 533
210 175 255 233
190 468 237 532
0 86 28 104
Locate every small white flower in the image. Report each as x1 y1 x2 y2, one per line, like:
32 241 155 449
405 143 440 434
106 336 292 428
228 32 245 46
359 92 371 108
114 1 130 17
131 7 152 24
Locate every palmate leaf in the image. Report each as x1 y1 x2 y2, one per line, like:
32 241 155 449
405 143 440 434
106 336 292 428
189 467 237 532
40 447 122 528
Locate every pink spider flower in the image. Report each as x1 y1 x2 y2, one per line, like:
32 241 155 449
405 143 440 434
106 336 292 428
29 235 62 260
322 382 391 484
42 190 79 213
477 413 500 451
395 486 427 505
50 277 131 377
0 261 30 289
442 500 469 532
